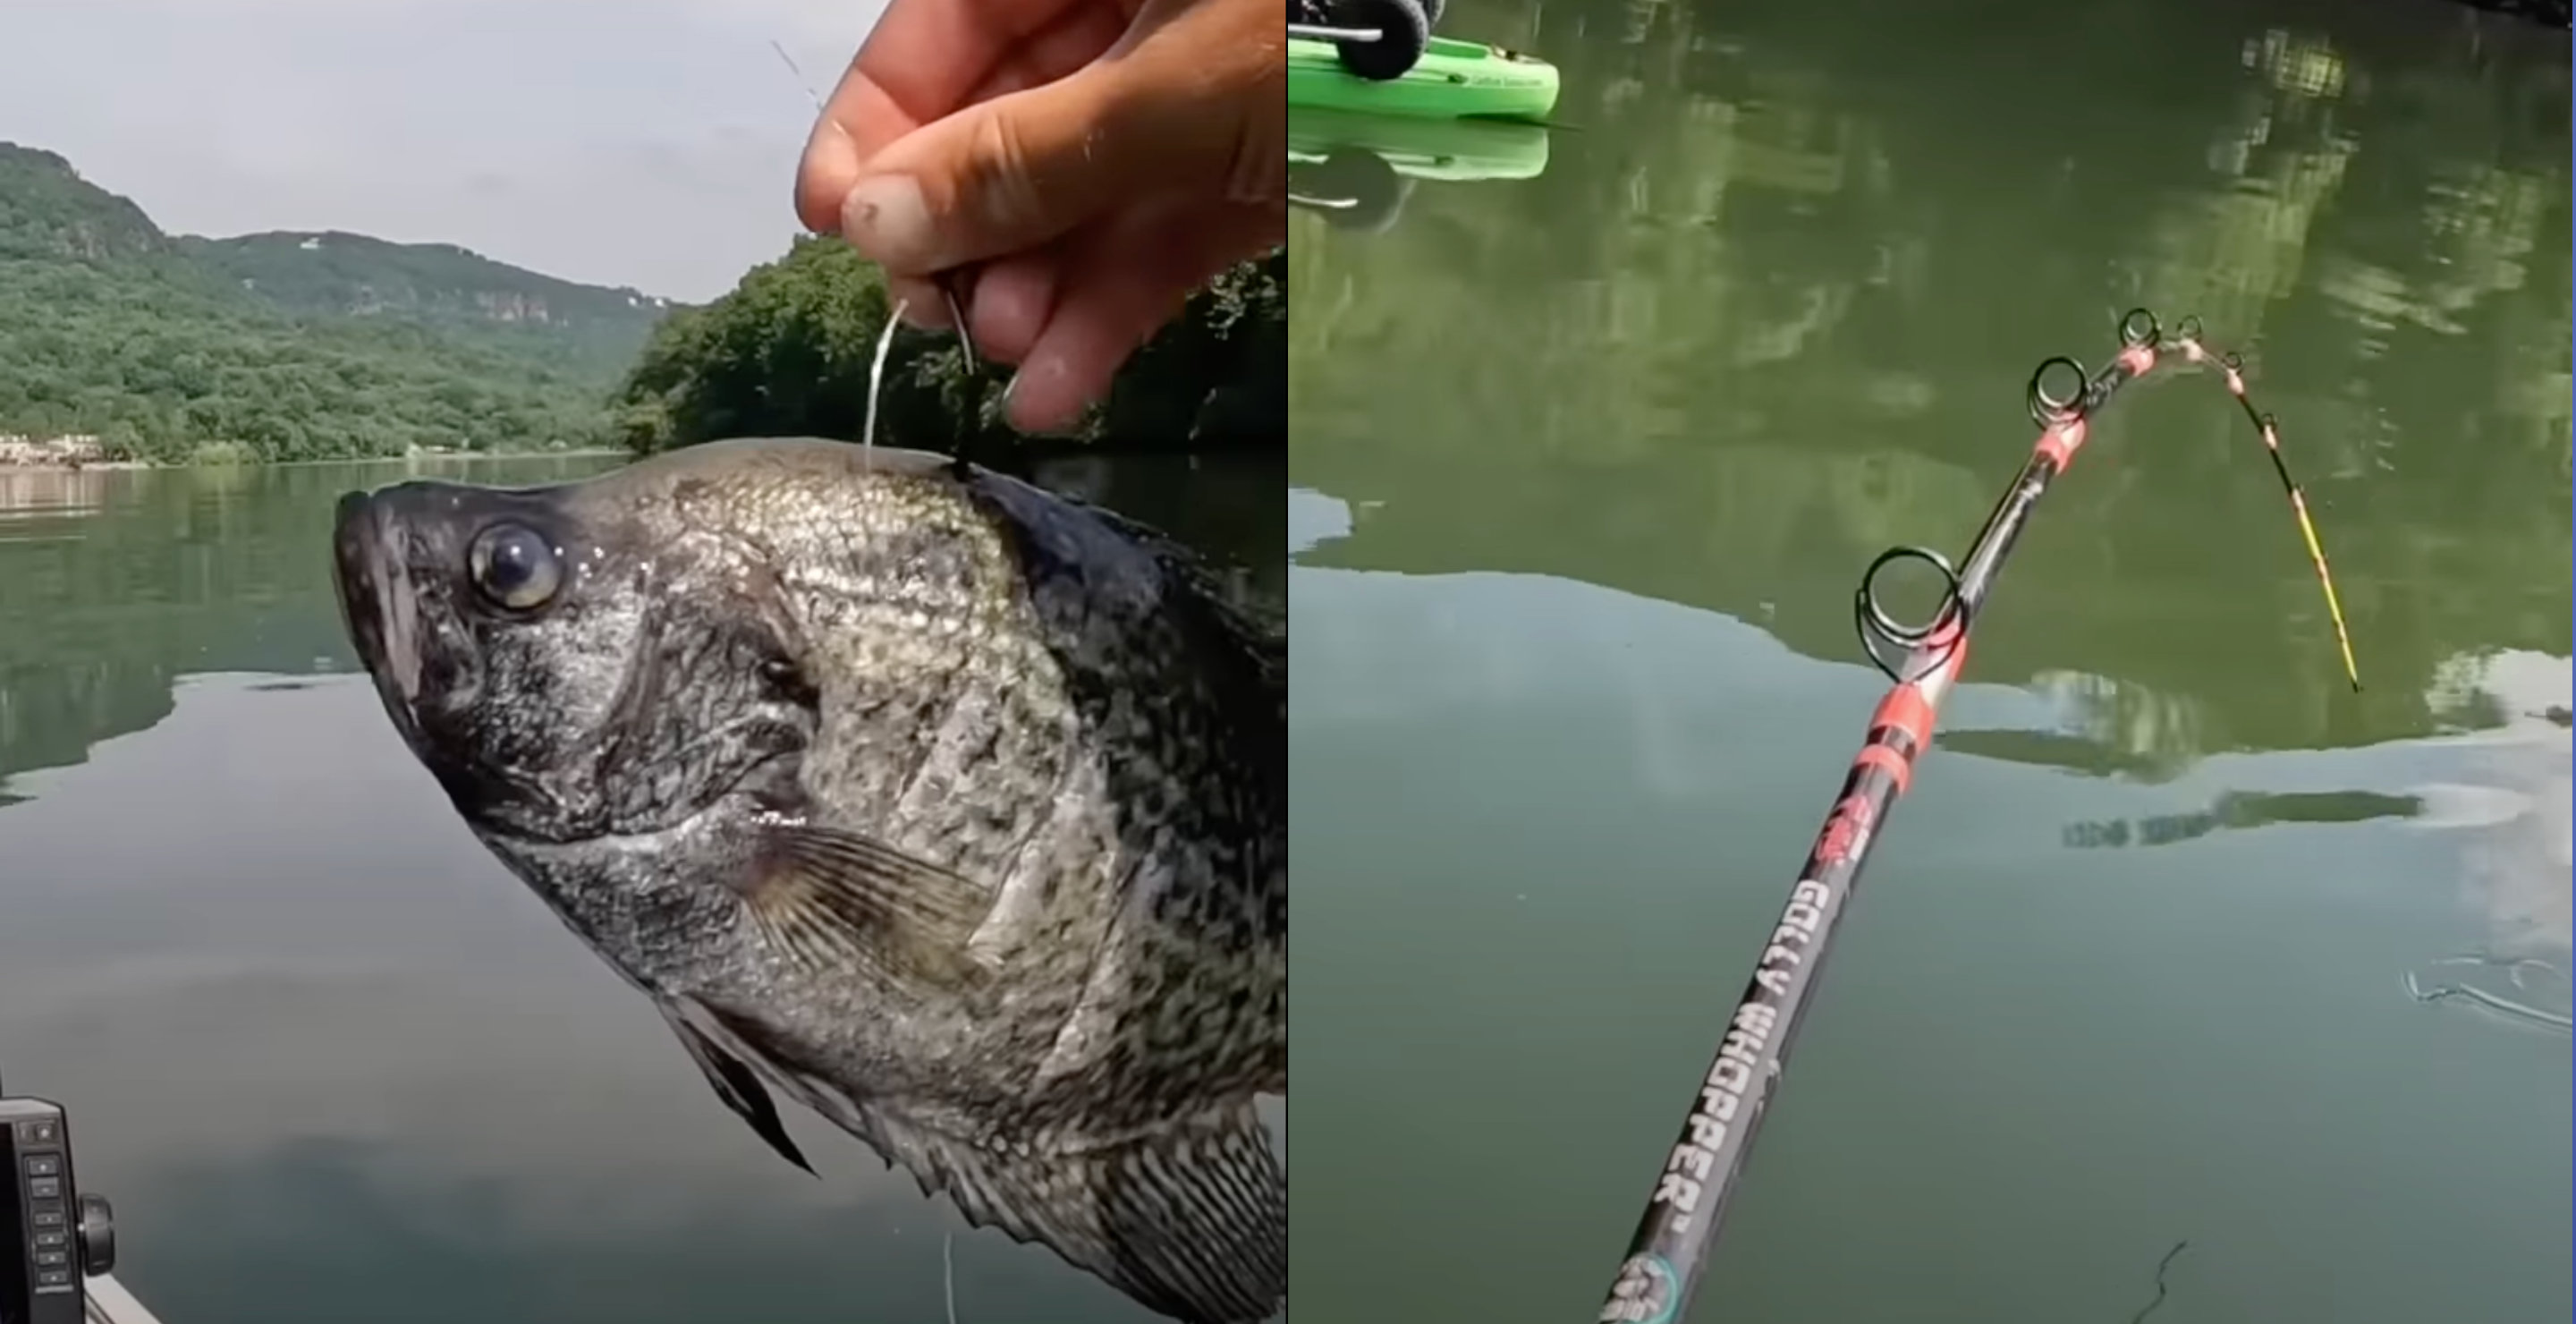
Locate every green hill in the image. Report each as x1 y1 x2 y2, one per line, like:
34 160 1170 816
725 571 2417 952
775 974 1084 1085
177 229 671 378
0 142 679 463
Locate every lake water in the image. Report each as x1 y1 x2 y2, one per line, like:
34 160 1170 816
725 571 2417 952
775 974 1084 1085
0 448 1284 1324
1288 1 2571 1322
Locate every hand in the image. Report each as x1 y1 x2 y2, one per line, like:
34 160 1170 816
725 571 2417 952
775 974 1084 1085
793 0 1286 434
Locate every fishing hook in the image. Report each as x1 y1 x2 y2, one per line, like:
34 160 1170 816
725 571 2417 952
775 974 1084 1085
762 43 988 481
939 268 983 480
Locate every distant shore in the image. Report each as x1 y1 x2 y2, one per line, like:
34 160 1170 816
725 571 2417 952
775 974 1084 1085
0 459 151 473
0 429 1281 476
0 447 630 474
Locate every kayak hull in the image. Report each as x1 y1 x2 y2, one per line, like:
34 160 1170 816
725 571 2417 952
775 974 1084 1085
1286 35 1561 123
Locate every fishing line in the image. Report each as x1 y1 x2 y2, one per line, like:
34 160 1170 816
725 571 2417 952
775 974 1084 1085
944 1231 962 1324
769 39 824 108
2404 955 2575 1033
1853 309 2360 692
2125 1241 2191 1324
789 42 980 1306
770 38 987 476
1590 308 2363 1324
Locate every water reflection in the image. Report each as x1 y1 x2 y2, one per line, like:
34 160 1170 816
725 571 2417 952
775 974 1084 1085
1287 108 1553 235
2031 649 2572 1032
1289 0 2571 762
2404 649 2572 1029
0 467 110 530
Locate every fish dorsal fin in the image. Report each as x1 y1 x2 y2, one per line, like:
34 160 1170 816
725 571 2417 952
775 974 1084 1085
733 822 996 992
859 1099 1287 1323
655 997 816 1175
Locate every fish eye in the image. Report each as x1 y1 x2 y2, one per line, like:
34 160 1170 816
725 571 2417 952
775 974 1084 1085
466 522 564 613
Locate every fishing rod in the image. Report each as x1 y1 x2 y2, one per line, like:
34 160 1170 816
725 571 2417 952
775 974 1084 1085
1589 307 2360 1324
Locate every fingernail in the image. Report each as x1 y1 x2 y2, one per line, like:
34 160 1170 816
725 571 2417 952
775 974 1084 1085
841 174 934 269
1003 356 1085 437
794 120 861 234
998 371 1036 435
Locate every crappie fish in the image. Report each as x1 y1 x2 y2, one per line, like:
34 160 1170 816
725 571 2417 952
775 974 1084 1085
328 437 1287 1322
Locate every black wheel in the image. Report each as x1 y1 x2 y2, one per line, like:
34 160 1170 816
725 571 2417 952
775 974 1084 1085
1420 0 1445 28
1329 0 1428 81
1301 149 1411 233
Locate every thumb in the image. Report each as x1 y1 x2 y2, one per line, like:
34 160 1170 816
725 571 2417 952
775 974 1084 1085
835 20 1279 276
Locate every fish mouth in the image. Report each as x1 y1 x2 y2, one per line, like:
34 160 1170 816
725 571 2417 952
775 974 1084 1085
331 484 506 815
333 488 436 748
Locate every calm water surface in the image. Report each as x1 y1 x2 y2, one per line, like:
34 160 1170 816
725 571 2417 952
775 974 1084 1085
1290 0 2570 1321
0 448 1284 1324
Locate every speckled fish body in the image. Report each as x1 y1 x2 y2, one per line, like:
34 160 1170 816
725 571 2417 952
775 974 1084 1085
331 437 1286 1322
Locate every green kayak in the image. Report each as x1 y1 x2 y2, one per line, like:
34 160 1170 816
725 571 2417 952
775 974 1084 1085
1290 106 1549 183
1286 35 1561 123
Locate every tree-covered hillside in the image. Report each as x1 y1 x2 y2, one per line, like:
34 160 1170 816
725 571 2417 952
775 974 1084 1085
0 142 675 462
608 234 1284 456
178 229 671 378
0 141 1284 464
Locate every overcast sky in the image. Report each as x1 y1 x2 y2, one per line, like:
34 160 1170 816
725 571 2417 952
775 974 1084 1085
3 0 891 301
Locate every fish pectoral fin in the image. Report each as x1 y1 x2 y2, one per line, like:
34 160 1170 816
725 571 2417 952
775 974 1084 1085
883 1101 1287 1324
740 823 996 991
656 998 816 1175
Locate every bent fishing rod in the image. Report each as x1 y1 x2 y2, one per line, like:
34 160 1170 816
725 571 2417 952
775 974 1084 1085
1589 308 2360 1324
